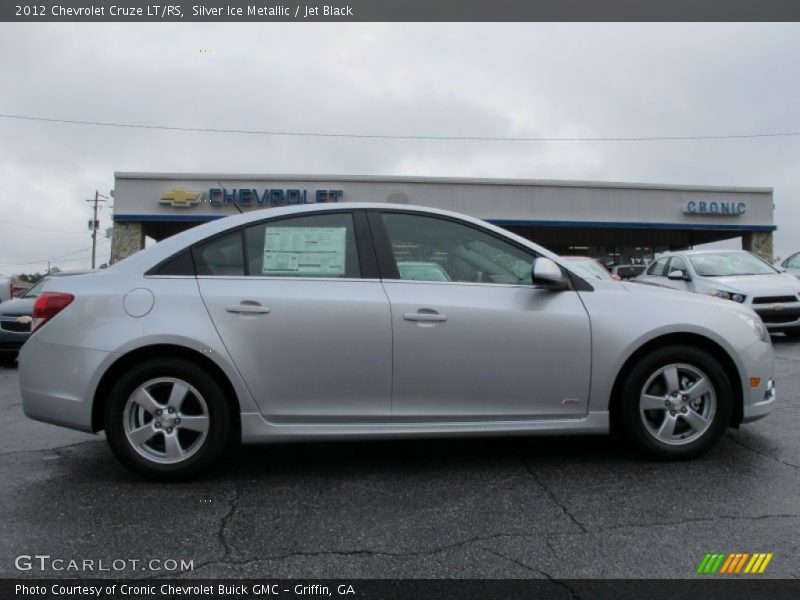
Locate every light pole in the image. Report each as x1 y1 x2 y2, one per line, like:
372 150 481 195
87 191 108 269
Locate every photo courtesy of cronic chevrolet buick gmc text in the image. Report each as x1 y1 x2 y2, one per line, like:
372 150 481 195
637 249 800 337
19 205 776 480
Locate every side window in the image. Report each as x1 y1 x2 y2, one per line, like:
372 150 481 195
244 213 361 278
648 257 669 276
192 231 244 276
380 213 534 285
669 257 688 274
786 253 800 269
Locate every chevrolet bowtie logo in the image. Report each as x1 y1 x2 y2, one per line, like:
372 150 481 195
160 188 201 207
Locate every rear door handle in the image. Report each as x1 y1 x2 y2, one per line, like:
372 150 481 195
225 304 270 314
403 312 447 322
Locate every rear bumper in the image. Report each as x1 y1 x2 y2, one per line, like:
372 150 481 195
20 338 113 433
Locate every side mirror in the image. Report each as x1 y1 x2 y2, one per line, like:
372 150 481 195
776 266 787 273
532 257 569 290
667 270 688 281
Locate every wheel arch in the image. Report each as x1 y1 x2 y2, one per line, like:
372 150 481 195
91 344 242 437
608 332 744 428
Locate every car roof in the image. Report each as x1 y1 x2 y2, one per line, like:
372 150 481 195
110 203 567 274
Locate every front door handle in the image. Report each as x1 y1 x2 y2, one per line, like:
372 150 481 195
225 304 270 314
403 312 447 322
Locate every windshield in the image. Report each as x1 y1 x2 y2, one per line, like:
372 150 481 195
23 279 47 298
568 259 613 280
689 252 778 277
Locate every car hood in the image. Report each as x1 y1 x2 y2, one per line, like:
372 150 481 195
700 273 800 295
622 280 757 318
0 296 35 316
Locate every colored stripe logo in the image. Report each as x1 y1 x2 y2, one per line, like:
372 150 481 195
696 552 773 574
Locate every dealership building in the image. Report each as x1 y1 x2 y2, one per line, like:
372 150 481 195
111 172 776 264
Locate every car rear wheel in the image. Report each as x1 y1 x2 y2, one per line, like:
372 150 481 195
619 345 732 459
105 358 231 481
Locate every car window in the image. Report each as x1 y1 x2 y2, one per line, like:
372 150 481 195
647 257 670 276
381 213 534 285
669 257 688 274
193 231 245 276
570 259 613 280
786 253 800 269
689 252 778 277
23 279 47 298
245 213 361 278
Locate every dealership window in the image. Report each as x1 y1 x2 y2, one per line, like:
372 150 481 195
381 213 533 284
244 213 361 278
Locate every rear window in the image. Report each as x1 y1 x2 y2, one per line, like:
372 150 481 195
192 231 245 276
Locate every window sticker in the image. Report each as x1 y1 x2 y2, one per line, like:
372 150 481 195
262 227 347 276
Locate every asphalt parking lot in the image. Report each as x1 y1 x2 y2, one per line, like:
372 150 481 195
1 338 799 580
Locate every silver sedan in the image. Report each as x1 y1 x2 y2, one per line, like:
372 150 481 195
637 249 800 337
19 204 775 480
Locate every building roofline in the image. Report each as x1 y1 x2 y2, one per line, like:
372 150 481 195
113 172 774 195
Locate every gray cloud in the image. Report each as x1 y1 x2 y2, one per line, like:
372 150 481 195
1 22 798 272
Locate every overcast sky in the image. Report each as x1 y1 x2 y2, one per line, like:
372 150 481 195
0 22 799 273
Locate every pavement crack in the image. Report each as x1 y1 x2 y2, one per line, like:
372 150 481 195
0 439 100 458
539 570 583 600
479 546 545 577
726 432 800 471
588 512 800 534
519 455 588 533
218 484 242 561
181 532 544 575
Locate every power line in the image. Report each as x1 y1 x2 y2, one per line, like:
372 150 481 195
2 112 800 142
0 218 87 234
0 238 109 268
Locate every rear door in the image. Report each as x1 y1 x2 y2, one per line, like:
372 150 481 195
195 210 392 422
371 210 592 420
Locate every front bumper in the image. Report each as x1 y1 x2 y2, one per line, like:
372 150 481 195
0 327 29 355
751 302 800 331
20 338 113 433
739 338 777 424
742 378 776 423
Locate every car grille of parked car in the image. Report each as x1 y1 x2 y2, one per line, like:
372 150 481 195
752 295 799 304
0 318 30 333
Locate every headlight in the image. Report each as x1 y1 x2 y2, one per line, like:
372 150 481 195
708 290 746 303
738 313 770 344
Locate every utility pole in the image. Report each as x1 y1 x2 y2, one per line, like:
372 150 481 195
86 191 108 269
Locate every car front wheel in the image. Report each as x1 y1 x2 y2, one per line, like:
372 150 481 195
619 345 732 459
104 358 231 481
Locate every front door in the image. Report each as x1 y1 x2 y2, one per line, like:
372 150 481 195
372 211 592 420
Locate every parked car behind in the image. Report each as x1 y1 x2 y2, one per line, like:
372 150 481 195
778 250 800 280
0 276 12 304
562 256 621 280
20 204 775 480
611 264 646 281
636 250 800 337
0 271 92 361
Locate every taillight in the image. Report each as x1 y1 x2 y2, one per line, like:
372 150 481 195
32 292 74 332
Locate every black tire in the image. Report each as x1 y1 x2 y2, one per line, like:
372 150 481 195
618 345 732 460
104 358 231 481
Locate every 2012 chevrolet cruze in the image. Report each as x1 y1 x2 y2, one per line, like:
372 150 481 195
20 204 776 480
